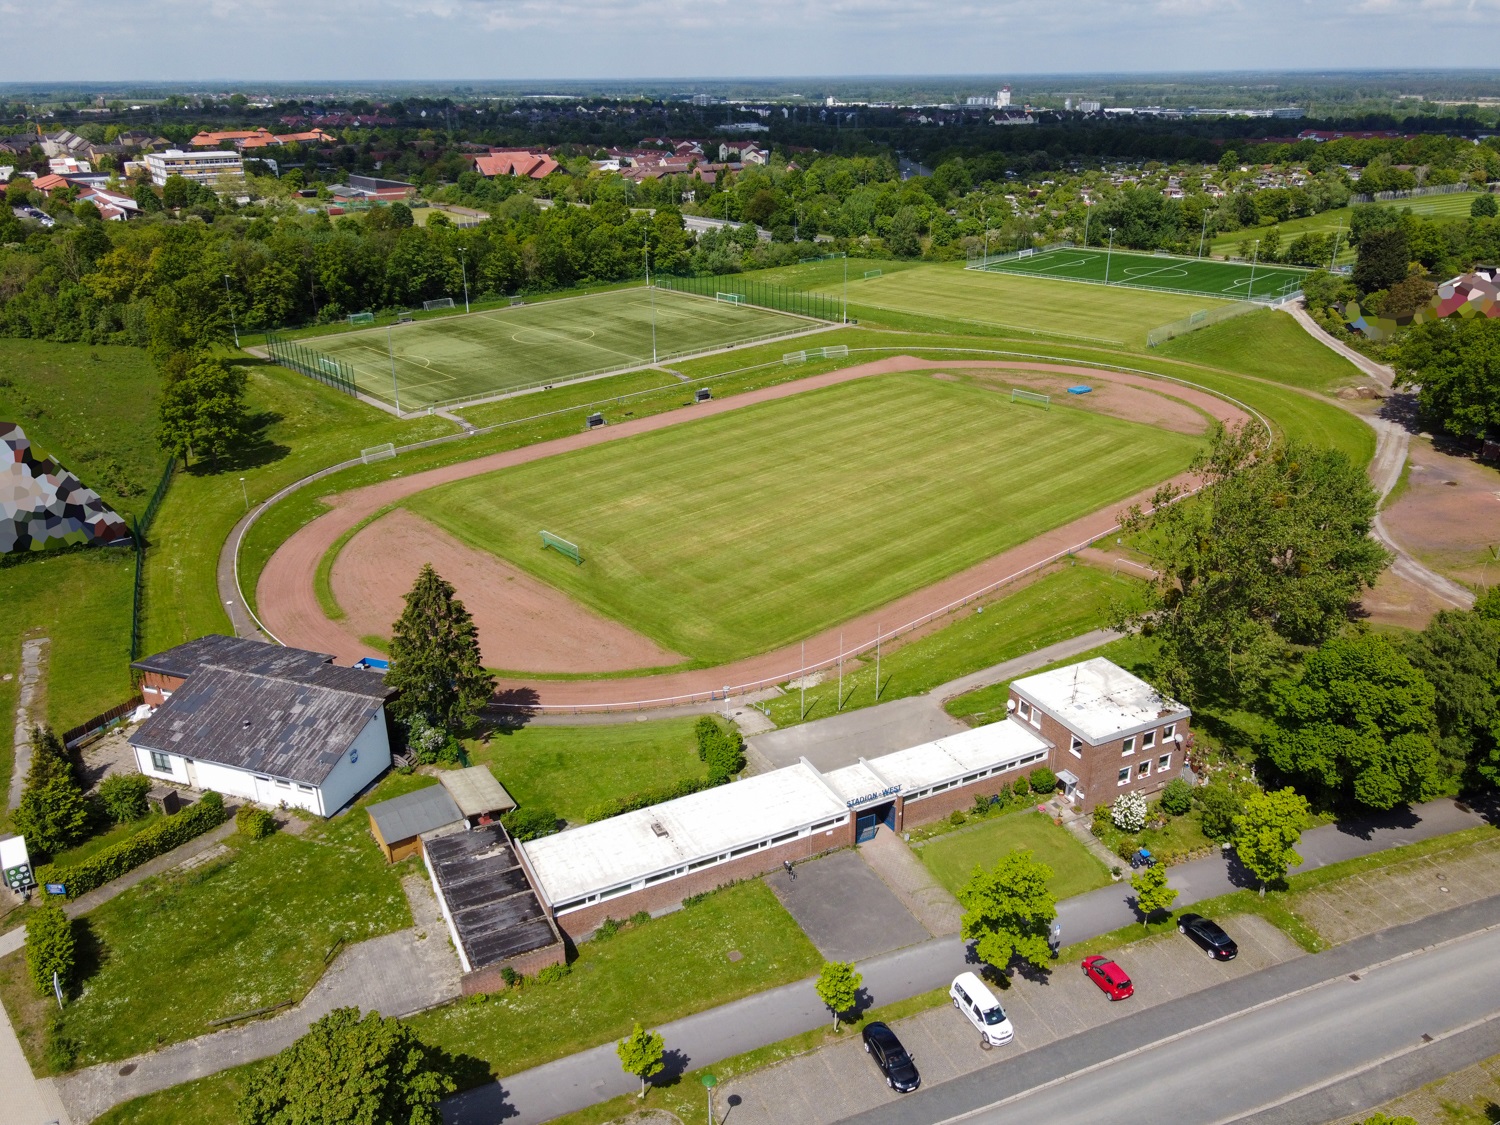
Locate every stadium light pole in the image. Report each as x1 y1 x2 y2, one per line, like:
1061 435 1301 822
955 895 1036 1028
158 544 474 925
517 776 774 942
1081 202 1090 250
387 325 400 415
1105 228 1115 285
1249 239 1260 302
458 247 470 314
644 231 657 364
842 253 848 324
1329 219 1344 272
222 273 239 348
1198 209 1213 259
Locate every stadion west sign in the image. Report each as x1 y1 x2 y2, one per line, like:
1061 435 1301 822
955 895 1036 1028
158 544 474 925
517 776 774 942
846 784 901 809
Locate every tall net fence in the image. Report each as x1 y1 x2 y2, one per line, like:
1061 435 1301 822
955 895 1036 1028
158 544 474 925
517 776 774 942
1146 301 1262 348
656 275 843 322
265 332 359 397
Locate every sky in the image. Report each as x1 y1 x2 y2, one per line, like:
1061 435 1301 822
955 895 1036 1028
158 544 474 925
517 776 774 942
3 0 1499 82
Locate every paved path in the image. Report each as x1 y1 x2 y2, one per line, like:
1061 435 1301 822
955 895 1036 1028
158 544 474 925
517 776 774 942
766 850 930 961
857 828 963 937
0 995 70 1125
54 874 462 1123
441 797 1489 1125
9 636 49 811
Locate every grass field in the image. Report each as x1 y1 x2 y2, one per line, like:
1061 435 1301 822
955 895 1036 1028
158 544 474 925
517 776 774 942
977 247 1308 302
412 374 1203 664
309 287 816 411
1156 307 1362 394
915 808 1113 900
1207 192 1487 261
465 718 706 824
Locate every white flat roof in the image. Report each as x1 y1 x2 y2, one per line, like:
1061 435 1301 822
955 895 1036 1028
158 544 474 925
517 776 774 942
1012 657 1187 744
821 761 889 806
522 763 847 906
870 721 1049 793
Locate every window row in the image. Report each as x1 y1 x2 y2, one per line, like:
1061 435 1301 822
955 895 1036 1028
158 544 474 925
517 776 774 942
903 750 1048 803
1117 753 1173 785
1122 723 1176 757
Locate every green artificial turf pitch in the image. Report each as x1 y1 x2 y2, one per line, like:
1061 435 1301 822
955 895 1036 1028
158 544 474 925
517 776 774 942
309 287 815 411
976 247 1310 302
410 373 1204 665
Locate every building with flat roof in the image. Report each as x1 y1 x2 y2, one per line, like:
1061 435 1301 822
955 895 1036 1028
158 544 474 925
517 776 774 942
143 149 243 188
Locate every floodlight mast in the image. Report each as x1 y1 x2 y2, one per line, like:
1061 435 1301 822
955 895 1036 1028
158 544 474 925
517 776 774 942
459 246 470 313
1105 228 1115 284
1249 239 1260 302
387 325 400 414
644 230 657 363
1198 208 1214 259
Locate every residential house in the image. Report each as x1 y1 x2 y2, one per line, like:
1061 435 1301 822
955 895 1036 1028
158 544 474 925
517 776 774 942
472 150 559 179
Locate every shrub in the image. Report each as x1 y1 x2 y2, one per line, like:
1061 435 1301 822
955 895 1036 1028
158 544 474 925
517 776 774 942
1196 780 1243 841
972 794 991 817
535 962 571 985
501 807 560 841
236 805 278 840
1028 767 1057 795
693 715 720 761
1160 778 1193 816
1012 777 1029 799
948 809 966 827
1091 803 1113 838
594 917 621 941
1112 791 1147 833
629 910 651 926
14 726 90 857
404 715 465 766
97 773 151 824
499 965 520 988
26 903 75 996
696 717 746 783
48 791 228 899
45 1010 78 1071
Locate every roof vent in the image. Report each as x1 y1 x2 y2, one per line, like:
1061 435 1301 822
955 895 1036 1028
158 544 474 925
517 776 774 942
650 822 669 838
242 719 252 730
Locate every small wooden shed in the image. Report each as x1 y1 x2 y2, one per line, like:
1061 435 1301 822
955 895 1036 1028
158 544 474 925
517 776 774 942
367 785 464 863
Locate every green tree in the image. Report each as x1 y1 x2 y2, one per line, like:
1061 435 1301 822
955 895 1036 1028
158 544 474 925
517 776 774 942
1159 778 1193 816
14 726 90 857
386 564 495 730
615 1022 665 1098
1233 787 1309 892
1404 593 1500 786
958 849 1057 973
1392 318 1500 440
694 716 745 783
25 903 75 997
1264 633 1441 811
1471 192 1498 218
1352 227 1411 295
97 774 150 823
161 173 193 210
237 1007 454 1125
1130 861 1178 919
1120 426 1389 705
157 354 247 470
1218 149 1239 175
886 206 923 257
814 961 862 1032
1196 780 1243 841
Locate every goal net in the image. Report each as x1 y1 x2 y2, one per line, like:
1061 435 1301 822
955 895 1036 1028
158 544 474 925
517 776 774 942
423 297 455 312
347 312 375 325
1016 249 1035 259
863 268 883 279
540 530 583 565
716 292 747 305
1011 388 1051 410
361 443 396 465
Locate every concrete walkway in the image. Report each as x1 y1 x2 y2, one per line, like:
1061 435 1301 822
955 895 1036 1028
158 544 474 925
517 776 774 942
54 874 462 1123
9 636 49 812
442 796 1491 1125
0 996 70 1125
858 828 963 937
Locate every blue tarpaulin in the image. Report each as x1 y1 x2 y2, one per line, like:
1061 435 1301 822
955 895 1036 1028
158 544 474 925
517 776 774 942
1067 385 1093 395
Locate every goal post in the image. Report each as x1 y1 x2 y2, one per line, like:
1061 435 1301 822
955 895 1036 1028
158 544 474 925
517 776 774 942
863 268 883 279
715 292 747 305
347 311 375 325
1011 388 1052 410
423 297 455 312
540 530 583 565
1016 249 1035 259
361 442 396 465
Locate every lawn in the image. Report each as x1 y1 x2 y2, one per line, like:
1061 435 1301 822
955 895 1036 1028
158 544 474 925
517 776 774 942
914 808 1113 900
1156 307 1362 394
36 811 164 873
978 247 1307 303
408 878 822 1081
311 287 814 411
411 373 1202 664
765 564 1143 726
1208 193 1487 261
0 774 420 1072
466 717 707 824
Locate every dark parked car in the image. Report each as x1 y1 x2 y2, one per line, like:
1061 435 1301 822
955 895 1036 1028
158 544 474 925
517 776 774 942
1178 913 1238 960
862 1020 921 1092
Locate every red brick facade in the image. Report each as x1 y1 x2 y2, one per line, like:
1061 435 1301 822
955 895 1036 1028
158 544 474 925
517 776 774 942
460 942 567 996
550 818 856 941
139 670 186 707
899 768 1034 828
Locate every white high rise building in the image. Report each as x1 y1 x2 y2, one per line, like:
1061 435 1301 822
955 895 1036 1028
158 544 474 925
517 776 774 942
998 86 1012 107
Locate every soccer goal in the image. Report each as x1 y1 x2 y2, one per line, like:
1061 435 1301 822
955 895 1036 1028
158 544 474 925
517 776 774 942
317 356 343 377
1011 388 1051 410
361 442 396 465
423 297 455 312
347 311 375 326
396 311 415 324
716 292 747 305
863 268 883 279
1016 249 1036 259
540 530 583 565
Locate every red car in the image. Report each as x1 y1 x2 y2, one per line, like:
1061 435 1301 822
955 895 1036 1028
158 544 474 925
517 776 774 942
1081 955 1134 1000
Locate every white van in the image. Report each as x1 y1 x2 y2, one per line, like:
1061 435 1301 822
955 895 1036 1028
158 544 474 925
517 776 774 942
949 972 1014 1049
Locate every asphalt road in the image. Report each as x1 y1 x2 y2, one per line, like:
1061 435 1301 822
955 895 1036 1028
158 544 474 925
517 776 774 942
839 898 1500 1125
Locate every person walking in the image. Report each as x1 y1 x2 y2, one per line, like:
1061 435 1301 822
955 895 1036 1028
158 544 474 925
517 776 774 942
783 859 796 880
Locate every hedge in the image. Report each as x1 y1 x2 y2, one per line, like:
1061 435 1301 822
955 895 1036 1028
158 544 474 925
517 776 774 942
582 776 724 824
25 903 75 996
49 791 228 899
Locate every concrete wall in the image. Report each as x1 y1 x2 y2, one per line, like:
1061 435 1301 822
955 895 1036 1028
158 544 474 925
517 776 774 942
553 818 856 942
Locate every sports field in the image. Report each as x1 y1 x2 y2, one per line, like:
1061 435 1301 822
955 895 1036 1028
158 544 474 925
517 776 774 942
308 287 816 411
409 373 1203 664
975 247 1309 301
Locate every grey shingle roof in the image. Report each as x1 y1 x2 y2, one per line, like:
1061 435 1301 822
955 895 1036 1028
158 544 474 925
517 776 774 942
131 635 334 680
368 785 463 843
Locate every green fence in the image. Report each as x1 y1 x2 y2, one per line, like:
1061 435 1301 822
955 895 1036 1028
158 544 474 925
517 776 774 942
130 456 176 665
657 275 844 322
264 331 359 397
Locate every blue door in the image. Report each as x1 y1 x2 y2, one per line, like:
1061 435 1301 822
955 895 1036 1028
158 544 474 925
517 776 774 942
856 812 879 843
882 803 897 831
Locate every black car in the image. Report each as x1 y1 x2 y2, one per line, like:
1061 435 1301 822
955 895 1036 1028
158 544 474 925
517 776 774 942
1178 912 1238 960
862 1020 921 1092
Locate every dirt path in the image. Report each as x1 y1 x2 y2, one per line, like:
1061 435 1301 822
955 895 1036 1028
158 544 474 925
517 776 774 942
257 356 1246 708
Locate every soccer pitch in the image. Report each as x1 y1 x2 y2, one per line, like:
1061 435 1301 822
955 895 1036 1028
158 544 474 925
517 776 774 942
409 374 1203 665
975 247 1309 302
308 287 818 411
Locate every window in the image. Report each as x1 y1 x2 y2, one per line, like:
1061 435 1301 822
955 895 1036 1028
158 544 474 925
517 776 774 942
1159 754 1172 772
1069 735 1083 758
1162 724 1176 741
1122 736 1135 755
149 750 172 773
1029 709 1041 729
770 831 799 844
1143 731 1156 750
1117 767 1131 785
1016 699 1030 720
1138 760 1152 778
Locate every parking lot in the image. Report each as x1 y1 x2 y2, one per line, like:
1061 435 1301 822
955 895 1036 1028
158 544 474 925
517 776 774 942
716 913 1302 1125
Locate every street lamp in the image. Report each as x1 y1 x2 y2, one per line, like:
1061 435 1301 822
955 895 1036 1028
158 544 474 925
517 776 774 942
1104 228 1116 285
701 1073 718 1125
458 247 470 314
222 273 239 348
1198 208 1214 260
239 477 248 512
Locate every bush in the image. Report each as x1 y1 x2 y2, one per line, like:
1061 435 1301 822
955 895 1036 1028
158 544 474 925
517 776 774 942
1196 781 1242 841
501 806 561 841
1028 767 1057 795
948 809 966 827
404 715 465 766
26 903 75 996
14 726 90 857
1160 778 1194 816
97 774 151 824
45 1010 78 1071
1012 777 1029 799
693 716 719 761
696 717 746 783
972 794 991 817
48 791 228 899
236 804 278 840
499 965 520 988
1112 790 1147 833
594 917 621 941
1091 803 1114 838
535 962 571 985
629 910 651 926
